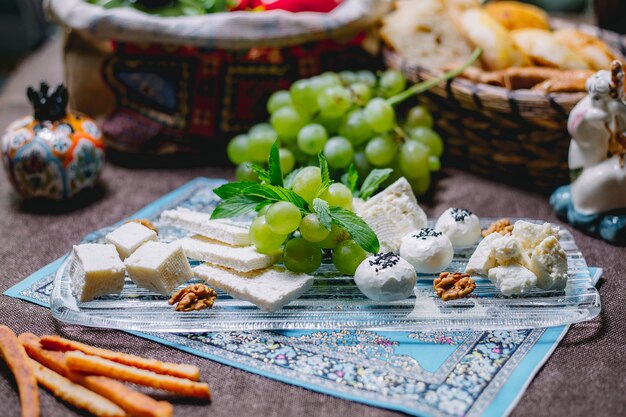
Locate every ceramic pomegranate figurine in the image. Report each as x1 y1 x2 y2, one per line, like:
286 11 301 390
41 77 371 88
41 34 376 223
551 61 626 244
1 82 105 199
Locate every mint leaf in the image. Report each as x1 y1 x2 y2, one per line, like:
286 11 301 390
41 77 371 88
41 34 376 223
329 206 380 253
211 195 262 219
317 153 332 197
242 183 309 211
268 141 283 187
213 182 256 199
312 198 332 230
359 168 393 200
284 167 303 189
250 164 271 183
346 163 358 194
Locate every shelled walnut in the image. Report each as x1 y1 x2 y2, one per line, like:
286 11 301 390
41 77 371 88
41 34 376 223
434 272 476 301
482 218 514 237
169 284 217 312
127 218 158 234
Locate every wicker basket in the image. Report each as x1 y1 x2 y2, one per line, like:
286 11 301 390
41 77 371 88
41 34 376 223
384 20 626 193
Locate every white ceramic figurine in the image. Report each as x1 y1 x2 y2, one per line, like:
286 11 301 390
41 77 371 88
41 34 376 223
551 60 626 244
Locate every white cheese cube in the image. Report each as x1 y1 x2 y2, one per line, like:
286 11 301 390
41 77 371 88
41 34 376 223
160 207 250 246
69 244 126 302
176 235 278 273
355 177 427 253
529 236 568 290
464 233 503 276
512 220 560 255
492 235 531 268
488 265 537 296
105 222 157 259
124 241 193 295
193 264 314 312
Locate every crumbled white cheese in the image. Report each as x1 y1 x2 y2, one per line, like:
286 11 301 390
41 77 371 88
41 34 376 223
529 236 568 290
488 265 537 296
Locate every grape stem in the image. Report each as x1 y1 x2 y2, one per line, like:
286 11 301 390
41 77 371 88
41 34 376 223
386 48 482 107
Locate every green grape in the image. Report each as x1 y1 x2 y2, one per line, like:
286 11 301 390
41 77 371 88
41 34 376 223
299 213 330 242
320 183 353 210
227 134 250 165
292 166 322 204
428 155 441 172
338 70 357 85
355 70 377 87
364 98 396 133
235 162 259 182
407 171 431 195
332 239 367 275
290 79 319 115
405 105 434 128
317 86 352 118
258 204 271 216
283 237 323 273
279 148 296 174
271 106 307 141
267 90 293 114
314 113 343 136
315 72 342 88
250 215 287 254
349 82 372 104
318 224 350 249
339 110 373 145
249 127 278 163
297 124 328 155
364 135 397 167
353 150 373 179
399 140 429 179
379 69 406 98
408 127 443 157
249 123 274 136
266 201 302 234
323 136 354 169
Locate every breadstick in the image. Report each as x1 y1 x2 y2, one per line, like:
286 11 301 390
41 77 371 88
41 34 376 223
19 333 173 417
0 326 39 417
40 335 200 381
30 359 126 417
65 351 211 400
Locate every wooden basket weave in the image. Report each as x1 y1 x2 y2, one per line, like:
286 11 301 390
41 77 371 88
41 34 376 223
384 20 626 193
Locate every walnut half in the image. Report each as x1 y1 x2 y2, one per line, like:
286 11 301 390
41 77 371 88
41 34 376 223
434 272 476 301
482 218 514 237
127 218 159 235
169 284 217 312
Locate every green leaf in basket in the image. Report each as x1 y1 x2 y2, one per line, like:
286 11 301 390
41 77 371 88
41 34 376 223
329 206 380 254
312 198 332 230
359 168 393 200
268 141 284 187
211 195 263 219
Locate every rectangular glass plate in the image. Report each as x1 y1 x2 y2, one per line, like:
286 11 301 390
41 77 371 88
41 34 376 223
50 216 601 332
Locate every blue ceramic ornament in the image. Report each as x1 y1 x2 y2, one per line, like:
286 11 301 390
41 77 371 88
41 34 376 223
1 82 105 199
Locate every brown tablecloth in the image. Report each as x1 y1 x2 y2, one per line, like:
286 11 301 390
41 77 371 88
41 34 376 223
1 38 625 417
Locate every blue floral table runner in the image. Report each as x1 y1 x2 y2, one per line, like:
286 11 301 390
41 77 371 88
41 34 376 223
4 178 601 417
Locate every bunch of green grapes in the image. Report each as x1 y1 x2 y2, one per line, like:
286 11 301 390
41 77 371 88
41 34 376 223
249 167 367 275
227 69 443 194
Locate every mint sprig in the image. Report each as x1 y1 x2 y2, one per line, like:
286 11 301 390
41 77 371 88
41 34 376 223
211 195 264 219
312 198 332 230
359 169 393 200
268 141 283 187
329 207 380 253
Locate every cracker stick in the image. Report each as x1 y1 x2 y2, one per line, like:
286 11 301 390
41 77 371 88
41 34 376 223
0 326 39 417
19 333 173 417
65 351 211 400
30 359 126 417
40 335 200 381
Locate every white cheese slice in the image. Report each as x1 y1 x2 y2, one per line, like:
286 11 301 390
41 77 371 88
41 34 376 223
529 236 568 290
355 177 427 253
69 243 125 302
488 264 537 296
492 235 531 268
105 222 158 259
160 207 250 246
464 233 503 276
124 241 193 295
512 220 560 255
175 235 278 273
193 264 314 312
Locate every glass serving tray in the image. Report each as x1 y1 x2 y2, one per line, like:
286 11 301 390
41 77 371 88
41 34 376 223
50 216 601 332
